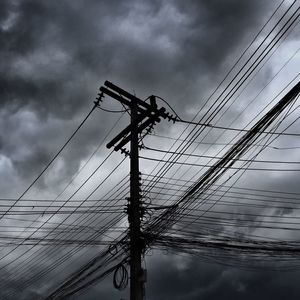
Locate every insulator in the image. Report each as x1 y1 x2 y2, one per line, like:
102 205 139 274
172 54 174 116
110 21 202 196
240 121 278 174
149 95 157 107
170 114 177 123
120 148 130 156
94 91 104 106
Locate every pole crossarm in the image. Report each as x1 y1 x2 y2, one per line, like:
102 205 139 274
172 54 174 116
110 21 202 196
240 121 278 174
99 82 175 152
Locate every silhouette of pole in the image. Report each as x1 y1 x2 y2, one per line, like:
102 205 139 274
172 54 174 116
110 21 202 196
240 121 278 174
129 98 144 300
100 81 175 300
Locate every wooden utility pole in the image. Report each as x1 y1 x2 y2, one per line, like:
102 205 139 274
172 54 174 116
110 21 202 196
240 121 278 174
99 81 174 300
129 97 143 300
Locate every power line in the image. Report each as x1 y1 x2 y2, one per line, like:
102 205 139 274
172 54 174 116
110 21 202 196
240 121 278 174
140 155 300 172
144 145 300 164
176 117 300 137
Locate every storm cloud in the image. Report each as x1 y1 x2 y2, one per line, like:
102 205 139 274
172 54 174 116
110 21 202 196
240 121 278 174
1 0 300 299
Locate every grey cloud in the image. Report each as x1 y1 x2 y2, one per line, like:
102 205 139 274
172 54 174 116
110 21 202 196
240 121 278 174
73 251 300 300
0 0 298 299
143 253 300 300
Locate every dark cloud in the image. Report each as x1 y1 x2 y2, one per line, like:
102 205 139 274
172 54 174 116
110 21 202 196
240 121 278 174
0 0 299 299
0 0 273 116
81 253 300 300
143 254 300 300
0 0 274 186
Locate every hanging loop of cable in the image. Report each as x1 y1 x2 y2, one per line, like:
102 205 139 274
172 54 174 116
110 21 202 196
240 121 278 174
113 263 129 291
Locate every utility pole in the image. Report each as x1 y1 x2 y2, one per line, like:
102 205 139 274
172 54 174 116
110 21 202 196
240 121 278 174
129 96 143 300
98 81 175 300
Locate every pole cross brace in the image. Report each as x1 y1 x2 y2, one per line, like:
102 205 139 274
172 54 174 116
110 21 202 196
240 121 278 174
100 81 169 152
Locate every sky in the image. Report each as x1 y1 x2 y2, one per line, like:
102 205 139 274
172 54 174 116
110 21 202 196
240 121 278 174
1 0 300 299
